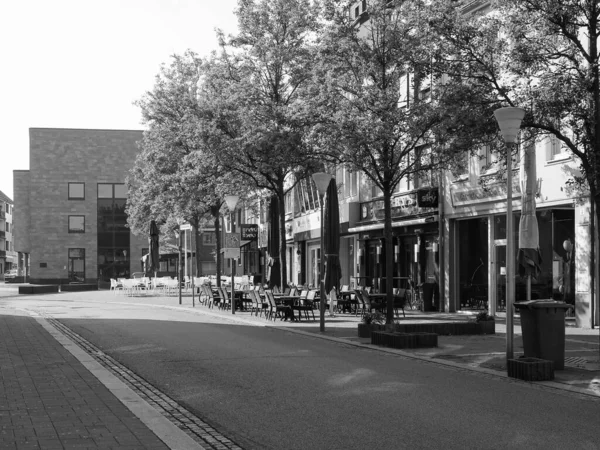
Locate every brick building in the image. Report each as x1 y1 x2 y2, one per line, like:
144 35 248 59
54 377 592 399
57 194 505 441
13 128 147 287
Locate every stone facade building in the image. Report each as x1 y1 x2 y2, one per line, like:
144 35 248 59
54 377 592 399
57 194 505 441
13 128 147 287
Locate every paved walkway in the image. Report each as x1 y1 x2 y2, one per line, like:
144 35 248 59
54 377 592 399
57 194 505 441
0 309 175 449
0 283 599 449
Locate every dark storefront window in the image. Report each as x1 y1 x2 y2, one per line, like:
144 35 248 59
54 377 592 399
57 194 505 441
97 184 130 284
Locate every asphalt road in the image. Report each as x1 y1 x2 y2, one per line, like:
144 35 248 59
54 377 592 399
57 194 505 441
4 296 600 449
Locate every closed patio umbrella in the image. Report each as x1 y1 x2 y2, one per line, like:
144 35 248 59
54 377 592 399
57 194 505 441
267 196 281 289
517 140 542 300
323 178 342 295
149 220 160 278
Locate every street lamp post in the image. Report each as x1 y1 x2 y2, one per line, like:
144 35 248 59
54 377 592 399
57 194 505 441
494 107 525 362
175 227 182 305
312 172 333 333
225 195 240 315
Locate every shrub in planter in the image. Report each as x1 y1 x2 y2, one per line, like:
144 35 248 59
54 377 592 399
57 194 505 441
358 312 386 338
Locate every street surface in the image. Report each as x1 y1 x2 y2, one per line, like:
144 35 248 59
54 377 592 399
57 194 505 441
2 292 599 450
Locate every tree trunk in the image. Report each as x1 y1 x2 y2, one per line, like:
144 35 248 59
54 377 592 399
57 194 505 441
278 185 288 289
384 188 394 324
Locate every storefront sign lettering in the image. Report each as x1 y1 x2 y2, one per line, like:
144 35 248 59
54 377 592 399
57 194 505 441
416 188 439 207
451 182 521 206
360 192 437 221
241 224 259 241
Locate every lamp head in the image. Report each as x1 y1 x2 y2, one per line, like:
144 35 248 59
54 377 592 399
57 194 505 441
312 172 333 197
224 195 240 211
494 107 526 144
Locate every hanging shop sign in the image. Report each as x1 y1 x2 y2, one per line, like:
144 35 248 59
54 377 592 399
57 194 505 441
241 224 259 242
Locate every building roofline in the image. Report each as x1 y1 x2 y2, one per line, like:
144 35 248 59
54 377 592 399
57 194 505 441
0 190 13 204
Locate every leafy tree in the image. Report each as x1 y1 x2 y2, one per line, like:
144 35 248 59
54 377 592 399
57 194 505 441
312 0 479 323
210 0 324 288
128 51 249 283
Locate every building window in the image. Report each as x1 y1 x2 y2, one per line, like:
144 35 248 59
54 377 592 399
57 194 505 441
98 184 113 198
68 248 85 283
203 232 215 245
68 215 85 233
546 135 569 161
68 183 85 200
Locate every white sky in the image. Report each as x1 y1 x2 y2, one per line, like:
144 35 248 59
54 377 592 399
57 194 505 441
0 0 239 200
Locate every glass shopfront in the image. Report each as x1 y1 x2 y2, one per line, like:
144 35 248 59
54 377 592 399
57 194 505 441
97 183 130 286
455 208 574 312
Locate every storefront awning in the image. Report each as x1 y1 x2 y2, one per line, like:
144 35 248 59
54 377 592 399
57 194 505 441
347 215 439 234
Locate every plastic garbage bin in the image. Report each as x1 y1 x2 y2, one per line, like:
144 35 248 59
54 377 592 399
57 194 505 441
513 300 572 370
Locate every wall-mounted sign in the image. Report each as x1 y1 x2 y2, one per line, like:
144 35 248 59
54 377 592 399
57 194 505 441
451 181 520 206
416 188 439 208
360 191 437 221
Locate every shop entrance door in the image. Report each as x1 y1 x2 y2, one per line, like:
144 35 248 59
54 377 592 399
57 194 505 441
309 245 320 288
493 240 507 312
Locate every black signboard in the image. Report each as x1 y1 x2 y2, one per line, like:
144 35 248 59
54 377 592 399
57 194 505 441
241 224 259 242
416 188 439 208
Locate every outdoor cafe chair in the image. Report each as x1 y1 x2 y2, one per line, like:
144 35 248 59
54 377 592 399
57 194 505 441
265 290 290 321
121 279 138 296
353 289 367 317
248 290 261 317
362 289 384 314
217 287 231 311
394 289 407 318
110 278 123 294
202 285 219 309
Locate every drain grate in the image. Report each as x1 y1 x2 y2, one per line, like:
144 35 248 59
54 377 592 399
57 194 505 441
46 317 244 450
564 356 600 371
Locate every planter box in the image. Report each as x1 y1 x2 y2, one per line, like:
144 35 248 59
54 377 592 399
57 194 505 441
358 323 385 339
18 285 60 295
477 320 496 335
411 332 438 348
394 320 495 336
371 331 393 346
370 331 437 349
507 357 554 381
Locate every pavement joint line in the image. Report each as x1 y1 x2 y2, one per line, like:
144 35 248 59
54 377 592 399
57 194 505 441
104 299 600 401
21 308 231 450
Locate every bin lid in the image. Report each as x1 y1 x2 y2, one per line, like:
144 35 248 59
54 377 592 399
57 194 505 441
514 300 573 310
